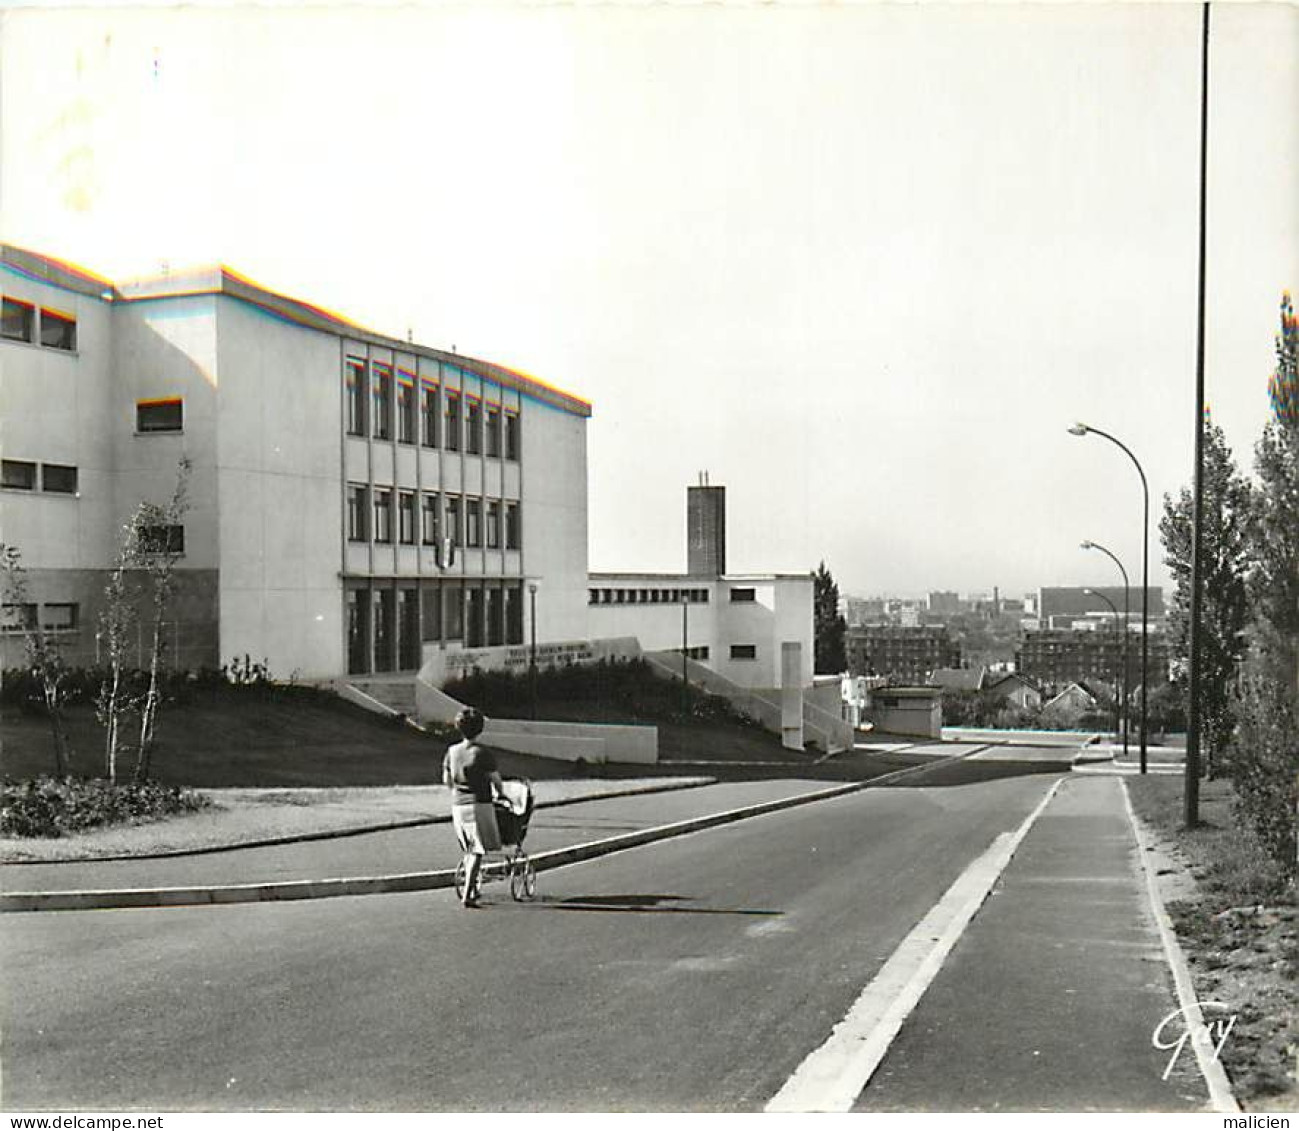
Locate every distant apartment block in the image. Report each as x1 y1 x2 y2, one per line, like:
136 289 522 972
1015 628 1169 689
845 625 961 683
1038 586 1165 629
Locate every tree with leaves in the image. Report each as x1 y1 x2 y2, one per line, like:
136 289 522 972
0 545 73 776
813 561 847 674
1230 292 1299 876
1159 411 1253 778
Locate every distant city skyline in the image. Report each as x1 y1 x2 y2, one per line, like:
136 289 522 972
2 3 1294 596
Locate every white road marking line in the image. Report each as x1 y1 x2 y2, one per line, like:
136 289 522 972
765 775 1067 1113
1119 778 1241 1114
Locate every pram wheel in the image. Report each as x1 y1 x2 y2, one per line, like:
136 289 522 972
509 854 537 901
453 859 469 902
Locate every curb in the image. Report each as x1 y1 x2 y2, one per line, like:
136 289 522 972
0 753 980 913
0 777 719 867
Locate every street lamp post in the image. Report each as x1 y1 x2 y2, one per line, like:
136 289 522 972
681 590 690 716
1081 540 1131 759
528 581 539 721
1069 423 1150 774
1084 588 1122 745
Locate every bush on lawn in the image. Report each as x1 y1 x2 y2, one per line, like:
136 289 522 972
0 776 212 839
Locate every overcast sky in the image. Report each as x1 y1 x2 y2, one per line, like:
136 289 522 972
3 2 1295 599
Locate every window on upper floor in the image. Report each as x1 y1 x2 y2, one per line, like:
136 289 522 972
1 603 37 633
465 398 482 455
504 411 520 461
486 501 501 549
398 491 416 545
1 298 34 343
138 524 185 555
421 492 440 546
730 588 756 603
445 392 461 452
347 485 368 542
485 407 502 457
2 460 37 490
505 502 521 550
39 308 76 351
397 371 417 444
345 358 367 436
41 464 78 494
421 382 439 447
371 364 393 441
446 496 462 546
730 644 757 660
466 498 482 548
373 488 393 543
137 398 183 433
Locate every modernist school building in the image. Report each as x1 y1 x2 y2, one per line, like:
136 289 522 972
0 245 590 680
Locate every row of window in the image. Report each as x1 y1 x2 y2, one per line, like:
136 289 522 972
2 459 78 494
345 359 521 458
347 487 520 551
588 587 711 605
1 602 79 633
2 297 76 351
345 580 527 673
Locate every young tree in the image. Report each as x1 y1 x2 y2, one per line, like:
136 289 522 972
813 561 847 674
0 545 73 776
1159 411 1253 777
132 457 192 782
96 528 138 784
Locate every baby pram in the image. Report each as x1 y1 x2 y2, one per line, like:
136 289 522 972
453 777 537 902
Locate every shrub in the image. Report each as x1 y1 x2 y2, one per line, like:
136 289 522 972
0 776 211 839
1229 674 1298 880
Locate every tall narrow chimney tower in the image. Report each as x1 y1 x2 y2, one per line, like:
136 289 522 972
687 478 726 577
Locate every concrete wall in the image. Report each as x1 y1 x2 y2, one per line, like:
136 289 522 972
521 397 589 648
215 299 344 678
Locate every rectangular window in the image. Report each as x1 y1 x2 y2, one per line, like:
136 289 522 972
2 460 37 490
466 499 482 548
421 492 440 545
487 587 505 647
373 488 393 543
41 603 79 632
347 484 369 542
446 496 462 546
397 371 417 443
505 502 521 550
345 359 367 436
421 381 439 447
730 588 756 603
486 501 501 549
486 407 502 457
139 525 184 554
465 398 482 455
421 582 442 642
41 464 77 494
1 298 34 342
504 411 520 461
137 398 183 433
730 644 757 660
373 588 395 673
398 491 416 544
445 392 461 452
1 603 37 633
505 584 523 645
444 581 464 639
40 308 76 351
371 364 393 440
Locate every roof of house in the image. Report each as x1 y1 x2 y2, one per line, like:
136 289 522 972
1042 682 1098 711
1 244 591 419
985 671 1039 693
928 666 986 692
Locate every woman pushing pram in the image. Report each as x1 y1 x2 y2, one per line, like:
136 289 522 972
442 707 537 907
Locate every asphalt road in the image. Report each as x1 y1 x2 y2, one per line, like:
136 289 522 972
0 771 1184 1113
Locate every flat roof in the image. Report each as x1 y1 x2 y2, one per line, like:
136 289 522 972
588 572 812 583
1 244 590 419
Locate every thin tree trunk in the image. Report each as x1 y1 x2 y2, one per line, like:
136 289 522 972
135 616 164 782
43 679 68 777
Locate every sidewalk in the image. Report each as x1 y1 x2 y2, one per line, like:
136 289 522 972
0 776 876 910
854 774 1227 1113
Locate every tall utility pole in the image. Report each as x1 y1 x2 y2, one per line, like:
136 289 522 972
1186 1 1211 829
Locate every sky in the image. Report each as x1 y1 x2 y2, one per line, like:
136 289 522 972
2 1 1295 599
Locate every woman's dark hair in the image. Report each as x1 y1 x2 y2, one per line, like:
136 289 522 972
455 707 485 740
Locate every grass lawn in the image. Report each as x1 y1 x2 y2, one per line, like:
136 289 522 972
1126 774 1297 1109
